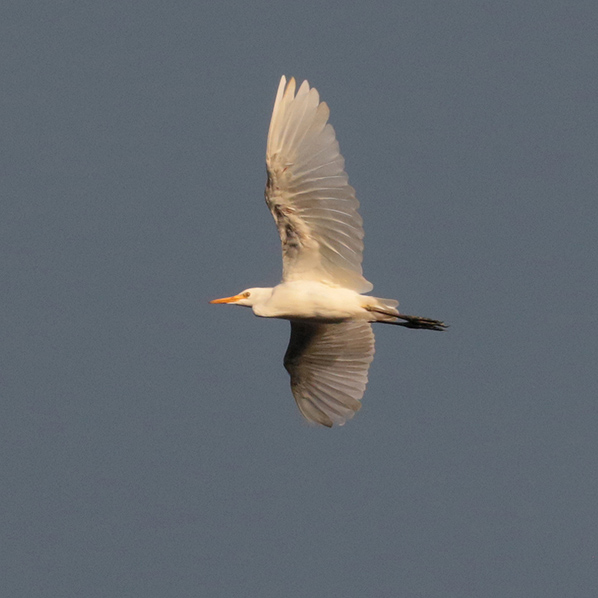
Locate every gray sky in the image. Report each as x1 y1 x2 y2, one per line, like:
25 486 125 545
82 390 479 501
3 1 598 596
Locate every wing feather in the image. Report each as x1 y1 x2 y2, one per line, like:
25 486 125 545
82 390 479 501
283 320 375 427
266 76 373 293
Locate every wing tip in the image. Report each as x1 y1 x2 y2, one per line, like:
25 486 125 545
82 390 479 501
296 398 361 428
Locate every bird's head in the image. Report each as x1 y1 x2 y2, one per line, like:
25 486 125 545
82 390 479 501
209 287 271 308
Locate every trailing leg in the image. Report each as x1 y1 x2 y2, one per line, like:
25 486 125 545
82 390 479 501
365 304 447 331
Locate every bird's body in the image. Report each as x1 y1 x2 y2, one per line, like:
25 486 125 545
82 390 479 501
234 281 394 323
211 76 446 427
261 281 359 321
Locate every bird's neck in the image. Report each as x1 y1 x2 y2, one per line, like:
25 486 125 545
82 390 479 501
251 287 275 318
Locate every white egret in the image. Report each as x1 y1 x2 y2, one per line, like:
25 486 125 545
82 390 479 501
211 76 446 427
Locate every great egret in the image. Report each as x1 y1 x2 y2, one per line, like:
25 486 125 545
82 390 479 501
211 76 446 427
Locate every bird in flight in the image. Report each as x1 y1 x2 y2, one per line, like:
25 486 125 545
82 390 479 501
211 76 446 427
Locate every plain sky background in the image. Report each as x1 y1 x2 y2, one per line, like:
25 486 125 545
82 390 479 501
3 1 598 596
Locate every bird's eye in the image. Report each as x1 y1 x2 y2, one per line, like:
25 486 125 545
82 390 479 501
244 292 251 298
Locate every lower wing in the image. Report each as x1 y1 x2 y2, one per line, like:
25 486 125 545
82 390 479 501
283 320 375 427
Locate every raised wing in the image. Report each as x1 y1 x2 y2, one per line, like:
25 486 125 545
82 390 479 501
283 320 375 427
265 76 373 293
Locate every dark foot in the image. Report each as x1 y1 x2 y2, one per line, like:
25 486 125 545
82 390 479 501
395 313 448 331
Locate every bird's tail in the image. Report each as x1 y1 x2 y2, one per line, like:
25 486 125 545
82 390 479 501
367 297 400 323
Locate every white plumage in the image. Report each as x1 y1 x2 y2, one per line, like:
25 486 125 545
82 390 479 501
266 76 372 293
211 76 446 427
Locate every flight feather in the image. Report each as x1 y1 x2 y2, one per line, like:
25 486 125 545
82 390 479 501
265 76 373 293
284 320 375 427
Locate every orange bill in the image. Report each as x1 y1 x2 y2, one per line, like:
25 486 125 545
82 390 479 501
209 294 243 304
